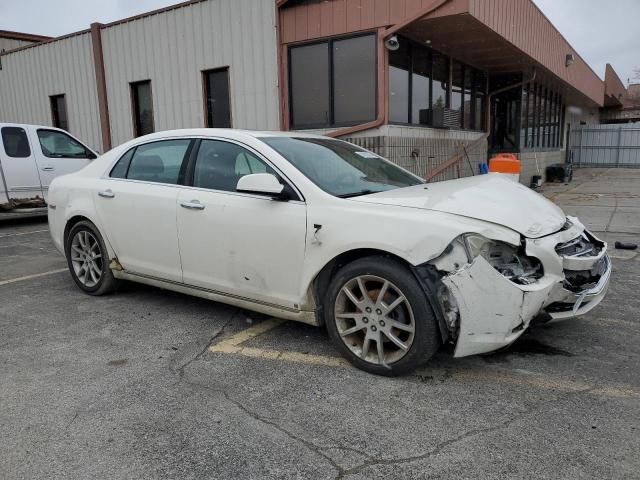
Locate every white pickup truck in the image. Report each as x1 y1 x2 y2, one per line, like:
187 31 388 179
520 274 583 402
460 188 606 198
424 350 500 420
0 123 97 214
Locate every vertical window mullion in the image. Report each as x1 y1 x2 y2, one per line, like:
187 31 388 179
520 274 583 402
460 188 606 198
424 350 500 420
428 51 433 115
535 84 542 148
470 71 476 131
329 39 335 126
523 83 530 148
560 97 566 149
407 43 413 124
555 92 561 147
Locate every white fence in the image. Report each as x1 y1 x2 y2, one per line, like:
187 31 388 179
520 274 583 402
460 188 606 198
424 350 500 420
569 124 640 167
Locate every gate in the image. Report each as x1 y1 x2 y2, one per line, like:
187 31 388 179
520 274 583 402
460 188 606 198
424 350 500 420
568 124 640 167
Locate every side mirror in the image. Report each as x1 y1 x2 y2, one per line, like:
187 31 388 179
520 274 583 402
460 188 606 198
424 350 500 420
236 173 287 199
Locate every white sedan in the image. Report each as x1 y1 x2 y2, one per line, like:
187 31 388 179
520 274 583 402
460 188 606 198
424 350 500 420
48 129 611 375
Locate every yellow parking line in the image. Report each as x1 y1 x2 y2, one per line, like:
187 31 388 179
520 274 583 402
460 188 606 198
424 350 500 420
209 318 639 399
209 318 351 367
209 318 287 353
0 268 67 287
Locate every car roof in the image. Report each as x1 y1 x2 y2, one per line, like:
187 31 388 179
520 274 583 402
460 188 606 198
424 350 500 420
0 122 64 130
130 128 333 142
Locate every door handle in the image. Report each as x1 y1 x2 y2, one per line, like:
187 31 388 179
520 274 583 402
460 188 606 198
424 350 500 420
42 166 54 172
180 200 205 210
98 189 115 199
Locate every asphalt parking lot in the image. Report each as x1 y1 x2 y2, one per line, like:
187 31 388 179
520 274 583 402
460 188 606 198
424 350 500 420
1 168 639 479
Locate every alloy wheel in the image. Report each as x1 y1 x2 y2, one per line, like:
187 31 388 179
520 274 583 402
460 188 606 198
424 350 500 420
334 275 416 366
70 230 103 288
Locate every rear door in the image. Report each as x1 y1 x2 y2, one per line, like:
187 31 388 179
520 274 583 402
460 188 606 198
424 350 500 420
0 126 43 203
29 128 96 199
93 138 193 283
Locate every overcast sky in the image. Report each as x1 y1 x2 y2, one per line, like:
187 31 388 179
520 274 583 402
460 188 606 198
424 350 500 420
1 0 638 84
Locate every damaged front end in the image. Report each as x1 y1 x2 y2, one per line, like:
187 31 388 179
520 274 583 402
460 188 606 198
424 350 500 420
418 219 611 357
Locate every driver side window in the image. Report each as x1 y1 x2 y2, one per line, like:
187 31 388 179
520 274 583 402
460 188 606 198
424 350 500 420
193 140 275 192
37 129 94 159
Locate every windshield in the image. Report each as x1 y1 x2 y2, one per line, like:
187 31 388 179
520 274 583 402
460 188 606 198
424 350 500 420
260 137 423 198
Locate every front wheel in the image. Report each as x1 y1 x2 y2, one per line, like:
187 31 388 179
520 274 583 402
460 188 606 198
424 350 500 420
324 257 440 376
65 220 118 295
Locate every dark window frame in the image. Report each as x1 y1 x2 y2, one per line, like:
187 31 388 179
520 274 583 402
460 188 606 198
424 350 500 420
519 82 564 152
109 138 193 186
388 36 487 132
130 80 155 138
184 138 304 201
50 94 69 131
1 126 31 158
36 128 95 159
288 31 378 130
202 67 232 128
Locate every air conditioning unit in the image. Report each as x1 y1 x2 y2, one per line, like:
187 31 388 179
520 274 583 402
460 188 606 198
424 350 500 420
419 108 460 128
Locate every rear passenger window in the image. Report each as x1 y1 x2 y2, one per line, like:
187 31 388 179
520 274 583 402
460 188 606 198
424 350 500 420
1 127 31 158
193 140 275 192
110 148 135 178
114 139 191 184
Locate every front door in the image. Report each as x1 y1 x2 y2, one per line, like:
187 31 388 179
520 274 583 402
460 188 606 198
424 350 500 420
93 138 193 282
177 139 307 309
0 126 43 203
29 128 96 200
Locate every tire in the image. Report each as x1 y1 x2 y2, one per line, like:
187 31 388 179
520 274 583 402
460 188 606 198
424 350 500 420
65 220 118 295
324 256 440 376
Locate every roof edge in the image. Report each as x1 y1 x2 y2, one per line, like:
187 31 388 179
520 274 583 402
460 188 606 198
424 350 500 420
0 29 52 42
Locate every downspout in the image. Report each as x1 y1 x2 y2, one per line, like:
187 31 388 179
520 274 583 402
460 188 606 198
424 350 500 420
325 0 451 138
90 23 112 152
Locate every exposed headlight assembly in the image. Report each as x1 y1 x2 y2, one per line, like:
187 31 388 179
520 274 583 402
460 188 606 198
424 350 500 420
458 234 543 285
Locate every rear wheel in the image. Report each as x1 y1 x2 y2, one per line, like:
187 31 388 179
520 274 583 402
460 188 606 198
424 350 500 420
65 220 118 295
324 257 440 376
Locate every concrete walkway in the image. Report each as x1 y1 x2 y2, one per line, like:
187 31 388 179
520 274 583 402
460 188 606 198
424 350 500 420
543 167 640 255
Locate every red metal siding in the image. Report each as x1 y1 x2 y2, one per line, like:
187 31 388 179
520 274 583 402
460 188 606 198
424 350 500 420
468 0 603 106
280 0 604 106
279 0 468 43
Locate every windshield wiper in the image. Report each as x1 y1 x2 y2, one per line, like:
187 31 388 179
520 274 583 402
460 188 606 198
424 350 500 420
337 189 376 199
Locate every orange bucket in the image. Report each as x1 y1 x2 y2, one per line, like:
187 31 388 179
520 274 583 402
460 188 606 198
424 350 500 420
489 153 520 180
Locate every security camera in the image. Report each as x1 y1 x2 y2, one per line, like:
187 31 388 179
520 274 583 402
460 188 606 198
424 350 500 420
385 35 400 51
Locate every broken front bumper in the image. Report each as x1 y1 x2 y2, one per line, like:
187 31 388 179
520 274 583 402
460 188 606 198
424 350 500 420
441 219 611 357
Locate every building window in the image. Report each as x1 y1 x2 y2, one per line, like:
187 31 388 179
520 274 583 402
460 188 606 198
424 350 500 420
389 41 410 123
451 61 464 129
519 82 563 150
289 33 376 129
131 80 154 137
411 47 431 125
203 68 231 128
50 94 68 131
388 37 485 130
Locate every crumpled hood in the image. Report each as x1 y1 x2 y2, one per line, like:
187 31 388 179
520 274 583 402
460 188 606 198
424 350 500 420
353 174 566 238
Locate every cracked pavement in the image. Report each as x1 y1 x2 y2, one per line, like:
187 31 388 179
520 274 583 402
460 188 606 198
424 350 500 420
1 168 639 479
